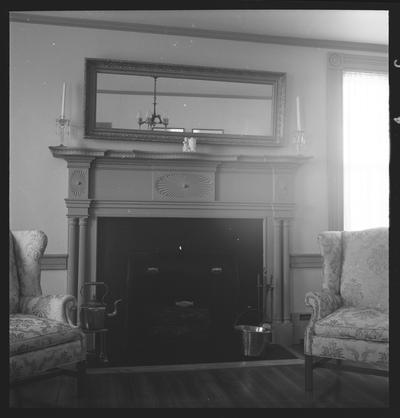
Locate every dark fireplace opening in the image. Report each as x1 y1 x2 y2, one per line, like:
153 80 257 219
96 217 264 366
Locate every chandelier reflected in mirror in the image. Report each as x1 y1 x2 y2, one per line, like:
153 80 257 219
137 76 169 130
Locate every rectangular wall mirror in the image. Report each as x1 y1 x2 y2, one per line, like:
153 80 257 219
85 58 286 147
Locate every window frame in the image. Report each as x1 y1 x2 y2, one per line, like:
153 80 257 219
326 52 388 230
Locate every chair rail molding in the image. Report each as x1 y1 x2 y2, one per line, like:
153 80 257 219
40 254 68 270
290 254 322 269
40 253 322 271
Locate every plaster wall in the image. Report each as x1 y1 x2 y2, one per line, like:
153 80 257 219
10 21 384 312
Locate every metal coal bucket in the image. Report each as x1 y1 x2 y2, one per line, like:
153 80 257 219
233 273 273 357
234 324 272 357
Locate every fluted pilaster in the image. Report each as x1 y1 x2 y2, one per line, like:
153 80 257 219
67 217 78 297
273 218 283 322
282 219 291 322
77 217 88 313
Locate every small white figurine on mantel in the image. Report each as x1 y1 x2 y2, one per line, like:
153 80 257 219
182 137 197 152
182 137 190 152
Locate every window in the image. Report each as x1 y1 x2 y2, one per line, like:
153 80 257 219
342 71 389 230
326 53 389 231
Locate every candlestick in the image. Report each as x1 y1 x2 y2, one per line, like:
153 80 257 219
61 82 66 118
293 129 305 155
56 116 70 145
56 82 70 145
296 96 301 131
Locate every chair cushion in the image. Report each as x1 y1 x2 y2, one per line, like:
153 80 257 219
311 336 388 369
314 307 388 342
340 228 388 311
10 339 86 383
9 314 84 356
9 232 20 314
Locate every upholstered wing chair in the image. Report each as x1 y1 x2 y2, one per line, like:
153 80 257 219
9 230 86 392
304 227 389 391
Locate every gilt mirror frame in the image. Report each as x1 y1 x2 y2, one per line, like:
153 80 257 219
84 58 286 147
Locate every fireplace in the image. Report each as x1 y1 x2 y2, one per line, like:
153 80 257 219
97 217 263 365
50 146 311 350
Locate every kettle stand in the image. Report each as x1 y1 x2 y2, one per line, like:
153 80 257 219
82 328 109 366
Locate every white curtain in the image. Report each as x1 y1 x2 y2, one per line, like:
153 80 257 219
342 71 389 231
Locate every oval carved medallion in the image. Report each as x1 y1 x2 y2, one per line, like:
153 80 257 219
155 172 214 201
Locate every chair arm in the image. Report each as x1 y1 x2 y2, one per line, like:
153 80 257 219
19 295 78 327
305 290 343 328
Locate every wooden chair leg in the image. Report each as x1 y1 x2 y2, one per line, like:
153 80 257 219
76 360 87 399
9 386 20 408
305 354 313 392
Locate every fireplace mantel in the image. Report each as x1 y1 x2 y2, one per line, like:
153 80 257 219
50 145 311 345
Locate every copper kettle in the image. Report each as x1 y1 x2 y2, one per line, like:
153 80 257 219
79 282 122 330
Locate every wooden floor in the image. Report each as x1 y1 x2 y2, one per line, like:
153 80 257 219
10 361 389 408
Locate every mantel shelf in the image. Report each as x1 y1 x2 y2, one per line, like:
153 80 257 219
49 145 312 167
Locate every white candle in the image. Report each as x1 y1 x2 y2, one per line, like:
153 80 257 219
296 96 301 131
61 82 66 118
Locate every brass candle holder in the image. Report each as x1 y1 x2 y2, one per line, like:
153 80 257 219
56 116 70 145
293 130 305 155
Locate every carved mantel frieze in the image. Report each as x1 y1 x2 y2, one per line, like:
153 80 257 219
50 145 312 216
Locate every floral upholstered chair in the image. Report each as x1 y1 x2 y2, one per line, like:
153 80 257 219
9 230 86 392
304 227 388 391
